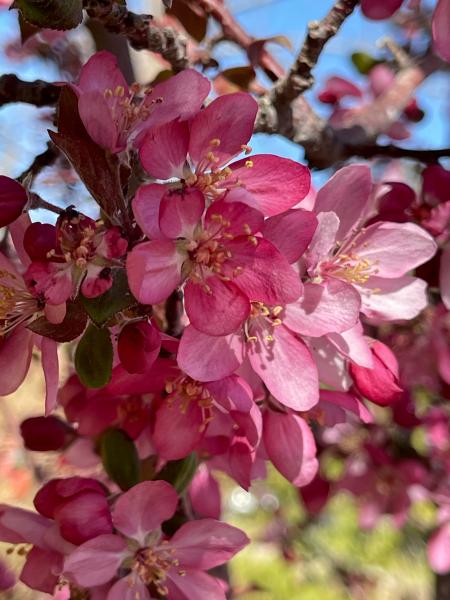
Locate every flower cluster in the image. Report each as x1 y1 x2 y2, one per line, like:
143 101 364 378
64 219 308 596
0 50 446 597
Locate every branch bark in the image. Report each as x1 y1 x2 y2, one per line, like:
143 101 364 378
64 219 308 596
345 143 450 162
83 0 188 72
0 74 60 108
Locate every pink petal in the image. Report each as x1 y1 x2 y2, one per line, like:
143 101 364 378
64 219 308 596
0 559 15 591
205 375 253 412
169 519 249 569
226 154 311 216
77 51 128 94
359 275 428 320
167 570 226 600
228 439 254 490
132 183 167 240
153 399 203 460
140 120 189 179
78 91 120 151
189 466 221 519
63 534 127 587
248 324 319 411
327 323 373 368
361 0 403 19
126 240 183 304
107 576 151 600
263 411 318 487
178 326 245 382
112 481 178 542
227 238 302 304
189 93 257 168
433 0 450 61
159 188 204 239
440 246 450 309
184 278 250 336
262 209 318 263
369 64 395 97
428 522 450 573
41 337 59 416
284 280 360 336
314 165 372 241
55 492 113 546
305 211 340 266
318 390 373 425
205 199 264 236
318 76 362 103
354 222 436 278
0 327 33 396
0 505 51 546
20 547 62 594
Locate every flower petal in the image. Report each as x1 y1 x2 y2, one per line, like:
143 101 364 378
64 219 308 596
126 240 183 304
433 0 450 62
428 522 450 574
0 327 33 396
113 481 178 541
159 188 204 239
360 275 428 320
140 120 189 179
41 337 59 416
167 570 226 600
440 245 450 309
107 576 151 600
361 0 403 19
132 183 167 240
153 399 204 460
262 209 318 263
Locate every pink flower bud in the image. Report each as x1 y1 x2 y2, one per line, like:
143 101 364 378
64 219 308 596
20 416 74 451
23 222 57 262
34 477 113 545
0 176 27 227
349 341 403 406
118 321 161 374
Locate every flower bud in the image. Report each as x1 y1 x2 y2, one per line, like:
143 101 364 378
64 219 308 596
20 416 74 451
349 341 403 406
118 321 161 374
0 176 27 227
23 222 57 261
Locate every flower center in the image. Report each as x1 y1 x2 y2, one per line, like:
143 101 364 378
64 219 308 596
165 376 214 431
245 302 284 343
132 544 182 596
325 252 378 285
0 271 41 335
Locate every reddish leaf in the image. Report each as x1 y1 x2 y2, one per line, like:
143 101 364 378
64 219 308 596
168 0 208 42
28 301 88 342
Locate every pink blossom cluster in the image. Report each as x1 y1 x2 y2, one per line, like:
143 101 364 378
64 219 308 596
0 50 447 597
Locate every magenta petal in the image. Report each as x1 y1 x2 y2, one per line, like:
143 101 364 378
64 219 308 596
263 411 318 487
189 93 257 167
126 240 183 304
205 375 253 412
0 559 15 591
226 154 311 216
113 481 178 541
354 222 437 277
167 570 226 600
20 547 61 594
41 337 59 416
153 399 203 460
361 0 403 19
205 199 264 236
184 278 250 336
0 327 33 396
440 246 450 309
284 280 360 337
63 534 126 587
0 505 51 546
140 120 189 179
170 519 249 569
228 238 302 304
262 209 318 263
327 323 373 368
107 576 151 600
55 492 113 546
314 164 372 240
248 324 319 411
159 188 204 239
0 176 28 228
189 466 221 519
78 91 120 152
428 522 450 574
77 51 128 94
433 0 450 62
318 390 373 425
178 326 245 381
132 183 167 240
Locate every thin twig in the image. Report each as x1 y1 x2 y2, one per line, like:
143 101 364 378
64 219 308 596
83 0 188 72
0 74 60 107
18 142 59 183
347 143 450 162
28 192 64 215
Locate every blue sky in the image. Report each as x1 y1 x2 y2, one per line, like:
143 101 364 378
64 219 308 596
0 0 447 214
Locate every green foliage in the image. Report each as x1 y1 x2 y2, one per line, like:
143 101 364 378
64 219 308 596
80 269 136 326
74 324 113 388
156 453 198 493
100 429 140 491
351 51 382 75
11 0 83 30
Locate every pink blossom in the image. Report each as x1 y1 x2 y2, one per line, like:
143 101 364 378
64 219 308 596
428 522 450 573
432 0 450 62
138 92 311 217
64 480 249 600
20 415 74 452
128 197 302 336
361 0 403 20
118 320 161 374
74 51 211 152
0 176 28 227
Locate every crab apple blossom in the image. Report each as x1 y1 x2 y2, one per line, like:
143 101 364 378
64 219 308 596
0 176 28 227
64 480 249 600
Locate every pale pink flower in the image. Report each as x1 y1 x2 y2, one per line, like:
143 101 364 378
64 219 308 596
64 480 249 600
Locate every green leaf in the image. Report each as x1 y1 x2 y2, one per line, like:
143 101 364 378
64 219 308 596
80 269 136 326
351 52 381 75
11 0 83 30
100 429 140 491
27 300 87 342
74 324 113 388
156 453 198 493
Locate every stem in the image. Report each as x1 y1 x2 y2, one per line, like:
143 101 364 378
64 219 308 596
28 192 64 215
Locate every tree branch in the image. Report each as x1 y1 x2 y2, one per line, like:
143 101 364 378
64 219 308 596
0 74 60 108
346 143 450 162
272 0 360 104
18 142 59 183
83 0 188 72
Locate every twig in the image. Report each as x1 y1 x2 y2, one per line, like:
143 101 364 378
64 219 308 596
27 192 64 215
272 0 360 104
346 143 450 162
18 142 59 183
83 0 188 72
0 74 60 107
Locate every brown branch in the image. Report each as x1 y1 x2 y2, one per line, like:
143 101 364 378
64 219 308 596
272 0 360 104
0 74 60 108
346 143 450 162
83 0 188 72
18 142 59 183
